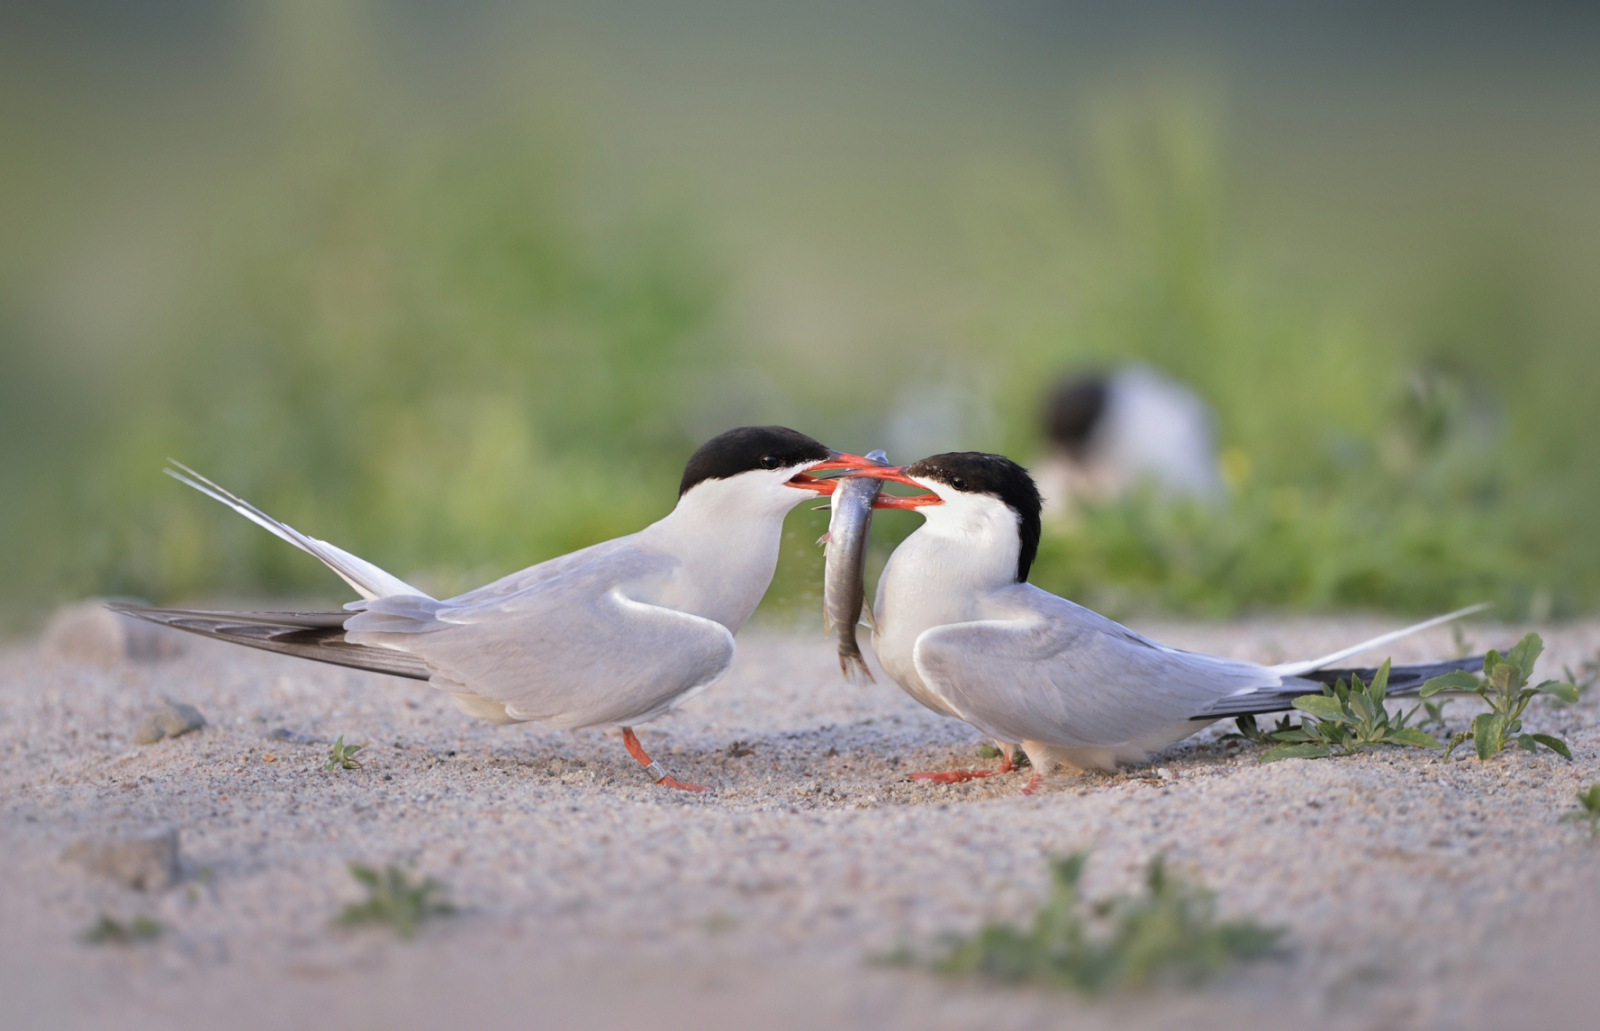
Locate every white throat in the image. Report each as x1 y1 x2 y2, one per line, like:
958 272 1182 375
886 487 1023 601
638 469 816 632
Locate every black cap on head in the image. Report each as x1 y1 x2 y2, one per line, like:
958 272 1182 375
904 452 1042 583
679 426 831 496
1045 373 1109 459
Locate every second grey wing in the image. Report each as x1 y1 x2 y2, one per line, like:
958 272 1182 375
348 551 734 729
911 587 1289 749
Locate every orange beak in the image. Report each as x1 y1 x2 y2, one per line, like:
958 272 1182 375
845 466 943 509
786 451 881 495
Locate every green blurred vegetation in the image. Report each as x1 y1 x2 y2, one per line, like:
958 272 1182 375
976 93 1600 620
2 122 732 613
1 5 1597 632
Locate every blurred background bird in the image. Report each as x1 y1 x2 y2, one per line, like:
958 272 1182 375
1035 364 1222 519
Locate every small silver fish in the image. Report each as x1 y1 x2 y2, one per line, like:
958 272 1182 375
820 449 887 682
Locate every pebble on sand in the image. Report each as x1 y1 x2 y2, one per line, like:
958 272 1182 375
133 701 207 745
40 600 183 666
266 727 322 746
61 829 181 891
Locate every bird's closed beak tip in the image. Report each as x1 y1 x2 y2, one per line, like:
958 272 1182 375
820 450 881 470
786 450 880 494
846 466 943 508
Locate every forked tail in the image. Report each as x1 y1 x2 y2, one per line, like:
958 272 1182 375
107 603 431 681
164 462 429 602
1197 654 1488 719
1268 603 1490 677
1197 603 1495 719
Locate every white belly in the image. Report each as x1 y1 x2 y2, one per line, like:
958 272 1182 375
869 536 987 721
1022 720 1215 774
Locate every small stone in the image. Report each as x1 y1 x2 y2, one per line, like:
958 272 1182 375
40 600 183 665
62 829 180 891
266 727 320 746
134 701 207 745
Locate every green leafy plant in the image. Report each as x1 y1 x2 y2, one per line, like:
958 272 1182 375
82 914 163 945
1561 785 1600 839
921 853 1282 993
327 736 365 770
334 864 454 939
1421 634 1577 760
1260 662 1440 762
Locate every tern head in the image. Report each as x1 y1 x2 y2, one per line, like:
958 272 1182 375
852 452 1042 583
677 426 875 513
1045 372 1109 461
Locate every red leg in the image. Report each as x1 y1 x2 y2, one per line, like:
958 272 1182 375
1020 771 1043 795
621 727 705 792
909 747 1016 785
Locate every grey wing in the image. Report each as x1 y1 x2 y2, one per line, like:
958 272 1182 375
911 587 1288 749
431 535 640 610
346 549 734 729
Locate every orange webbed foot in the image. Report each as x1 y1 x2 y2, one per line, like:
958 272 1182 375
621 727 707 793
909 768 1003 784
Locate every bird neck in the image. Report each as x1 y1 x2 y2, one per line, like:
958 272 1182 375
640 479 804 631
876 501 1022 628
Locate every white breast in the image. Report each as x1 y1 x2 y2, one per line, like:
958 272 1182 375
870 488 1023 716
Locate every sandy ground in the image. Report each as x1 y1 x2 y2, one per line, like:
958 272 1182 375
5 614 1600 1031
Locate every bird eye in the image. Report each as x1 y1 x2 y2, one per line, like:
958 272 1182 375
759 455 782 469
951 477 966 490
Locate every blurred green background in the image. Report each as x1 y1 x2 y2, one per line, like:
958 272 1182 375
2 1 1598 633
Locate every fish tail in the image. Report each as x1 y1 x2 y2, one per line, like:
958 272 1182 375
839 646 876 684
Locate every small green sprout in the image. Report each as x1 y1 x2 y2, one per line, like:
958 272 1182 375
334 863 454 938
327 736 365 770
975 744 1031 767
1223 713 1296 746
918 853 1282 994
1561 785 1600 839
82 914 163 945
1416 699 1452 733
1559 651 1599 706
1260 661 1440 763
1421 633 1577 760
